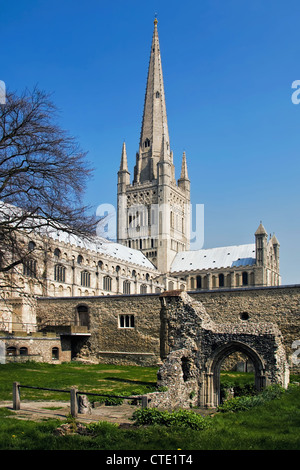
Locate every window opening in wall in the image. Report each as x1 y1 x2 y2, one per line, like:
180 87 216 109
98 260 103 270
140 284 147 294
6 347 17 356
181 357 190 382
103 275 112 291
123 280 131 294
54 248 61 258
240 312 249 321
77 305 89 327
52 347 59 360
20 347 28 356
28 241 36 251
196 275 202 289
54 264 66 282
77 255 83 265
81 270 90 288
219 273 224 287
119 314 135 328
242 272 248 286
23 259 37 277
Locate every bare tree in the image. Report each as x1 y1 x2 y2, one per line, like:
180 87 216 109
0 87 96 276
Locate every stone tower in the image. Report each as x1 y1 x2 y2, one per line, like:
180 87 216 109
117 19 190 273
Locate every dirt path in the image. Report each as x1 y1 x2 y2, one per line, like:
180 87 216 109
0 400 137 425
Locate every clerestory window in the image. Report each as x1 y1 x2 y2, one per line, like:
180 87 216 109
54 264 66 283
81 270 91 288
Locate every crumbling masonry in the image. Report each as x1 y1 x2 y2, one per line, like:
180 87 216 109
147 290 290 409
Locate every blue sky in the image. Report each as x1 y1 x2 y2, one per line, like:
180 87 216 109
1 0 300 284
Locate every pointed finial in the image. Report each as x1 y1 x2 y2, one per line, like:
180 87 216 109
119 141 129 172
154 14 158 26
179 151 189 180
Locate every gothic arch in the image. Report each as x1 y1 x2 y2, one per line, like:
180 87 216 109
203 341 266 407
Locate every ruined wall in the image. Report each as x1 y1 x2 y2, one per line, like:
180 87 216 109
191 285 300 368
3 284 296 368
148 291 290 409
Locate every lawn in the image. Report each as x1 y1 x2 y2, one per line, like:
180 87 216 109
0 361 158 401
0 362 299 450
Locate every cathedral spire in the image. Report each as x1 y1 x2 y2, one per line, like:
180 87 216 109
179 151 189 180
118 141 130 190
119 141 128 172
135 18 170 183
178 151 190 192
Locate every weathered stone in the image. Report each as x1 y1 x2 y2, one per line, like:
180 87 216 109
78 394 92 414
148 291 290 409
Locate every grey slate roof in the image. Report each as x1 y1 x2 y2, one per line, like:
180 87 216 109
170 244 256 273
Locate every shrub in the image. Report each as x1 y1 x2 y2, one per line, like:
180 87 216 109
97 396 124 406
218 384 285 413
132 408 209 430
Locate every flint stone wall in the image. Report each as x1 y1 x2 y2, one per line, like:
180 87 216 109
148 291 290 409
33 285 300 370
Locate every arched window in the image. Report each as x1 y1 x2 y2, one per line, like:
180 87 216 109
140 284 147 294
54 248 61 258
54 264 66 282
52 347 59 360
20 347 28 356
81 270 91 288
23 259 37 277
77 305 89 327
77 255 83 265
144 138 150 148
242 272 248 286
196 275 202 289
103 276 112 291
6 346 17 356
123 280 131 294
28 241 36 251
219 273 224 288
156 91 160 98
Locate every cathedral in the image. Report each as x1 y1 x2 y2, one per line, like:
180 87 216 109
0 20 280 335
116 18 280 291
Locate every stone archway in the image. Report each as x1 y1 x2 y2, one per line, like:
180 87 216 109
203 341 266 408
148 291 289 410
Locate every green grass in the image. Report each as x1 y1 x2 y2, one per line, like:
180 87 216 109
0 363 299 450
0 361 158 401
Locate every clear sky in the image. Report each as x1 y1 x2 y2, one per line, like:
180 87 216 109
1 0 300 285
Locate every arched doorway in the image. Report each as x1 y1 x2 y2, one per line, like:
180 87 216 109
204 341 266 408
